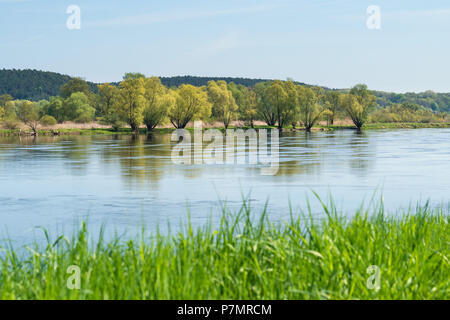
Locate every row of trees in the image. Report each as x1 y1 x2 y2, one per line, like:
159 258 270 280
0 91 96 134
98 75 376 133
1 73 379 134
369 102 449 123
3 69 450 112
0 94 60 134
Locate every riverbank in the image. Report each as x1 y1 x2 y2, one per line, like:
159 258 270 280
1 121 450 136
0 202 448 300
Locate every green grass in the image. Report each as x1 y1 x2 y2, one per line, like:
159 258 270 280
320 122 450 130
0 200 449 300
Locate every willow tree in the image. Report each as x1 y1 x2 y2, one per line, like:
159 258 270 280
228 83 257 128
298 86 330 132
168 84 211 129
207 80 238 129
97 83 120 130
325 91 343 125
142 77 169 131
16 100 40 135
97 83 118 118
342 84 376 130
283 81 299 129
115 77 146 134
265 80 297 130
144 90 176 131
255 81 276 126
242 88 258 128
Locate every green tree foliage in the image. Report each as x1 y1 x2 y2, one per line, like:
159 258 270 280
0 94 12 109
2 70 450 114
1 100 20 128
370 102 448 123
97 83 120 127
63 92 96 123
342 84 377 130
283 81 300 129
2 69 450 132
325 91 343 125
123 73 146 80
39 115 58 126
255 82 276 126
241 88 258 128
42 97 65 123
3 100 17 120
160 75 273 89
265 80 297 130
207 80 238 129
16 100 41 134
298 86 331 132
228 83 258 128
142 77 168 131
60 78 93 99
0 94 12 123
145 91 176 131
168 84 211 128
0 70 73 100
115 77 146 134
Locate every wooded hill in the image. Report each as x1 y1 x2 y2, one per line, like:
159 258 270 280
1 69 449 112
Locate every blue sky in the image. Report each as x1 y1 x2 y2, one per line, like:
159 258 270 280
1 0 450 92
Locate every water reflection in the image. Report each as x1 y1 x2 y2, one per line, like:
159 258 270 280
1 128 450 245
348 131 373 175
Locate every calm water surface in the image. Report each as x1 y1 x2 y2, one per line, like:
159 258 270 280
1 129 449 244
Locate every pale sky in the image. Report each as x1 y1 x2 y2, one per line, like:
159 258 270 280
1 0 450 93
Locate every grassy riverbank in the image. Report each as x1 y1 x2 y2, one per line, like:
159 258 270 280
1 122 450 136
0 201 448 300
321 122 450 130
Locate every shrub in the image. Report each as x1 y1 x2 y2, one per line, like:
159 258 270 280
40 115 58 126
2 118 20 130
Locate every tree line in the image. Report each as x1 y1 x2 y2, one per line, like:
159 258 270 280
1 73 449 135
0 73 380 134
2 69 450 114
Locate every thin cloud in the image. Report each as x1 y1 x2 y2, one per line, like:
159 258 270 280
195 31 241 56
85 4 279 28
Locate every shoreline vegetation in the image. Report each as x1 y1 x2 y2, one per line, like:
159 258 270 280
0 200 448 300
2 121 450 137
2 74 450 137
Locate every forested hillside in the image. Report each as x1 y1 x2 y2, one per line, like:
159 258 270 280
1 69 450 112
0 69 73 101
159 76 273 88
0 69 273 101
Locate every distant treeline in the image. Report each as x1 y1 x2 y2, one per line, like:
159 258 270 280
0 69 97 101
0 69 273 101
160 76 276 89
1 69 450 112
374 91 450 112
